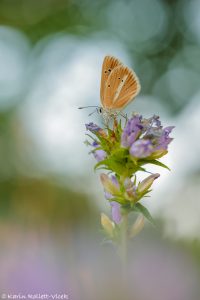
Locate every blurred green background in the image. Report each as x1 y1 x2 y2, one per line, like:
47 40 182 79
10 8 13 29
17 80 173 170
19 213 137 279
0 0 200 298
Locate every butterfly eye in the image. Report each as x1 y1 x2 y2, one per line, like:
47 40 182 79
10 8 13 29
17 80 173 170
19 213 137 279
108 69 111 72
108 85 110 87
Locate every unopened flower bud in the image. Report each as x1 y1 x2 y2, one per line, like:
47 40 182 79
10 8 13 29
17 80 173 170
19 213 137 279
100 174 120 195
137 173 160 194
101 213 115 237
129 214 145 238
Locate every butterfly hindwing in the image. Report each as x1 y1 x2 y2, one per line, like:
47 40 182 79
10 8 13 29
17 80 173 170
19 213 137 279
100 56 122 105
103 64 141 110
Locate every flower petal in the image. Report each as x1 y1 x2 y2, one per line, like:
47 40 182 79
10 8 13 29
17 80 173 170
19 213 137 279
110 201 121 224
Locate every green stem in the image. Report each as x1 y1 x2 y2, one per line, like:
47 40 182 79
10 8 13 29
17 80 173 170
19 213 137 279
120 211 128 280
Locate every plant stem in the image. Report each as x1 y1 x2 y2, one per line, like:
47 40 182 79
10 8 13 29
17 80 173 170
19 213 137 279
120 211 128 280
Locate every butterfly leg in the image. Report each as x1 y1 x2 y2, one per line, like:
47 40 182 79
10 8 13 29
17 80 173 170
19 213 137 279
119 112 128 121
88 109 97 116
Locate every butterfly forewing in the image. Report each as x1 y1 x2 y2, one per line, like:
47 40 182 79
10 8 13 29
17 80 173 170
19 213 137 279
100 56 122 105
103 65 141 110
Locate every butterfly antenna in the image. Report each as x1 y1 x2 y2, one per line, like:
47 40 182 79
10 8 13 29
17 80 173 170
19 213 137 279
78 105 99 109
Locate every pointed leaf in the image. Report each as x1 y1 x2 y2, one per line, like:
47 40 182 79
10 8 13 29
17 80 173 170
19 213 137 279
139 159 170 171
133 203 156 226
85 133 97 142
108 197 128 205
149 160 170 171
94 159 108 171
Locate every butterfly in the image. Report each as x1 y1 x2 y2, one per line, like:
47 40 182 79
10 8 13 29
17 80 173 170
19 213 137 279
100 55 141 112
79 55 141 121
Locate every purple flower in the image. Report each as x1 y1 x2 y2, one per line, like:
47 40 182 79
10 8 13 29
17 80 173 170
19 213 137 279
102 175 122 224
142 115 162 132
130 139 154 158
121 115 143 147
132 115 175 157
110 201 121 224
94 150 107 162
92 141 107 162
92 141 98 147
151 115 161 127
129 121 174 158
110 175 119 187
86 122 101 132
155 126 175 151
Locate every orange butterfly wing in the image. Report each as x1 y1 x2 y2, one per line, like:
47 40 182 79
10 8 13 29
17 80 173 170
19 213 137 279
102 64 141 110
100 56 122 106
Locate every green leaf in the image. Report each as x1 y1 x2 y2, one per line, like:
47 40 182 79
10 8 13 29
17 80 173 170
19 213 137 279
107 128 114 136
94 159 108 170
137 166 147 172
108 197 128 205
84 140 91 146
125 163 146 177
111 147 128 157
114 121 123 140
85 133 97 142
108 160 127 174
91 146 102 152
94 166 110 171
133 203 156 226
94 158 125 174
149 160 170 171
139 159 170 171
